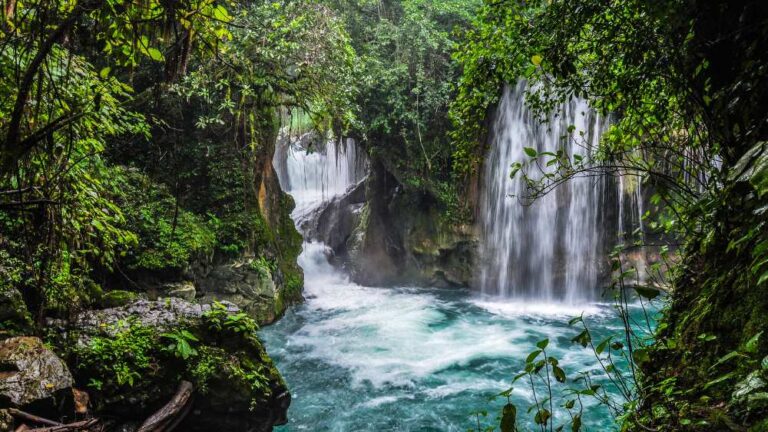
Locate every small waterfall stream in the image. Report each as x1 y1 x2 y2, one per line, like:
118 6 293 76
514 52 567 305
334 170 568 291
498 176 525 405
274 133 367 224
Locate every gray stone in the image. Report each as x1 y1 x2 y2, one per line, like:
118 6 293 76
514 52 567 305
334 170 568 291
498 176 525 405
0 337 74 407
196 260 280 324
299 178 367 253
161 281 196 301
74 298 238 335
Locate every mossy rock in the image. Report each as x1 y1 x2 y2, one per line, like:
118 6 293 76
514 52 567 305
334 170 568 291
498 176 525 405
99 290 139 308
66 298 289 431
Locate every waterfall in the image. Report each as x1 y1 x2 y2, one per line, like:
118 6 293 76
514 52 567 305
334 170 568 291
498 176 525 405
273 129 367 302
478 83 612 302
274 132 367 225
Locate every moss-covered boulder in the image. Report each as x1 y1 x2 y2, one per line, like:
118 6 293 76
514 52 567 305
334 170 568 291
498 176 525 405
0 337 74 409
197 258 289 325
61 298 289 431
99 290 139 308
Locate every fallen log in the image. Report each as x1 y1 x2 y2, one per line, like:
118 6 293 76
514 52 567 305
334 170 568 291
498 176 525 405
136 381 194 432
8 409 61 427
26 418 99 432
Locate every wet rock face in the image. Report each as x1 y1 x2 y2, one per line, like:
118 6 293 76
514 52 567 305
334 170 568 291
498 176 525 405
346 161 479 288
0 337 73 408
299 179 366 256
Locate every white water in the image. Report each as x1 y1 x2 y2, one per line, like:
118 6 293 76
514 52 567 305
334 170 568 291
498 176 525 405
479 83 612 302
263 109 651 431
274 132 367 221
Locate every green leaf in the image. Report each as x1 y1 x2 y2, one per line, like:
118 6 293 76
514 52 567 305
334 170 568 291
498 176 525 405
596 337 611 355
571 330 591 348
746 331 763 354
99 67 111 79
147 47 164 61
553 365 566 383
523 147 538 158
526 349 542 363
572 414 582 432
703 371 737 390
536 338 549 350
531 54 543 66
534 408 551 425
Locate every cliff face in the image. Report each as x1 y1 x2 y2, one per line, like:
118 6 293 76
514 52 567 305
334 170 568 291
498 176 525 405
345 160 478 288
199 114 304 324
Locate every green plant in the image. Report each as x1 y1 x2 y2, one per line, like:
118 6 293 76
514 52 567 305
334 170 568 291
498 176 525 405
77 319 156 388
161 329 200 360
203 301 260 341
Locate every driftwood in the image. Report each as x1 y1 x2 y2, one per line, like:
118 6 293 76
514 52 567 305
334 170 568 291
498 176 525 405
8 409 62 427
26 418 99 432
136 381 194 432
9 382 192 432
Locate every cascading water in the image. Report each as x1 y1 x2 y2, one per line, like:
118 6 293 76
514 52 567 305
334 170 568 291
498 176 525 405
479 82 611 302
261 113 653 431
274 132 367 223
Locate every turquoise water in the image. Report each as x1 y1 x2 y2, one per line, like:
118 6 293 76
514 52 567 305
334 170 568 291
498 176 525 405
260 243 654 431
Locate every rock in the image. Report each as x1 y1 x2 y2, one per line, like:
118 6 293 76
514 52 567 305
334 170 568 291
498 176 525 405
299 179 366 254
0 337 74 408
196 260 283 324
160 281 196 301
71 299 290 432
347 161 479 287
75 298 238 334
100 290 139 308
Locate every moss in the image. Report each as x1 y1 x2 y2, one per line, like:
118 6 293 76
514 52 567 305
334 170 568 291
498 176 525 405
629 180 768 431
99 290 139 308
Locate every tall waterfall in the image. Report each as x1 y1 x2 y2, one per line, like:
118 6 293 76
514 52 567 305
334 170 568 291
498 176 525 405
478 83 613 302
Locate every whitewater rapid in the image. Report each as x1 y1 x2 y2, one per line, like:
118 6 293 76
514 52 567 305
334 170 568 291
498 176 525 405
262 125 648 431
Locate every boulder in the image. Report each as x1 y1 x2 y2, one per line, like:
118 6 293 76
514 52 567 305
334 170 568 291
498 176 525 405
196 260 282 324
299 178 366 254
75 298 238 334
0 337 73 408
71 298 290 432
347 162 479 287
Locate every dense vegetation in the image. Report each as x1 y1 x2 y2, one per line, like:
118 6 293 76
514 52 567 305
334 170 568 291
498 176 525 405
2 0 768 430
0 0 359 324
0 0 356 427
327 0 479 209
451 0 768 430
